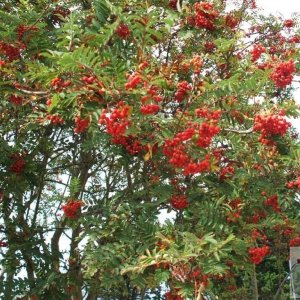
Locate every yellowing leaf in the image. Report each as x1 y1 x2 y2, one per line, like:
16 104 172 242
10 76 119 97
144 152 151 161
144 144 153 161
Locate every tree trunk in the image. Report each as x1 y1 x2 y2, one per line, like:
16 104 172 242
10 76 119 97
252 264 259 300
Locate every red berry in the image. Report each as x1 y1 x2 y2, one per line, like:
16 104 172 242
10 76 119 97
284 19 295 28
9 154 25 175
248 246 269 264
264 194 281 212
74 116 90 134
116 23 131 39
170 194 189 210
254 113 291 144
193 2 219 31
140 104 160 115
174 81 192 102
62 199 83 219
9 95 23 105
251 43 265 62
99 102 131 137
0 41 20 61
270 60 295 89
290 237 300 247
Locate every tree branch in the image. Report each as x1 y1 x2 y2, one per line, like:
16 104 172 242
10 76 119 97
224 127 253 134
16 88 49 95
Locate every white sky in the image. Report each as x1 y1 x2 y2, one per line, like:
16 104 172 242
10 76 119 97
257 0 300 16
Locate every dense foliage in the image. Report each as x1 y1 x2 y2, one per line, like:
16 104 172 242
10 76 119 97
1 0 300 299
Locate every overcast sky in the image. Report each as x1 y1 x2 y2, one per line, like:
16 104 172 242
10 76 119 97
257 0 300 16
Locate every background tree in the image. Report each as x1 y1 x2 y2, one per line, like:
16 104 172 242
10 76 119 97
1 0 300 299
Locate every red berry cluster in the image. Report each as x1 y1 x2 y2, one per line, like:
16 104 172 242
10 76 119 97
167 144 190 168
226 211 240 223
195 108 222 120
190 269 210 287
193 2 219 31
229 198 242 210
9 95 23 105
116 23 131 39
138 61 149 71
81 76 95 84
140 104 160 115
74 116 90 134
112 135 144 155
270 60 295 88
163 132 191 158
174 81 192 102
273 222 293 236
165 291 184 300
248 246 270 264
125 73 142 90
196 122 221 148
264 194 281 212
204 41 216 52
251 43 266 62
226 198 242 223
0 41 21 61
62 199 83 219
51 77 71 91
46 98 52 107
175 127 196 143
251 210 267 224
168 0 177 10
170 194 189 210
212 147 225 161
183 155 211 176
284 19 295 28
225 14 240 29
170 264 210 288
288 35 300 44
99 101 131 137
163 128 195 167
16 24 38 41
290 237 300 247
163 123 216 175
251 229 267 242
47 114 64 125
191 54 203 74
287 177 300 189
219 165 235 181
141 85 163 103
253 113 291 144
283 227 293 236
9 154 25 175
